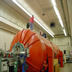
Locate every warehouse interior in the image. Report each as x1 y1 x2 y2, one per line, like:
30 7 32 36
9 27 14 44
0 0 72 72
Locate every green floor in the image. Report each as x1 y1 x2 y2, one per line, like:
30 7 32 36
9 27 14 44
60 63 72 72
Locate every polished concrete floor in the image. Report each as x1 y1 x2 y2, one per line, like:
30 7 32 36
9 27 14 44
60 63 72 72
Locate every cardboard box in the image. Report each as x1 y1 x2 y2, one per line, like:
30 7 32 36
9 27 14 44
54 59 58 65
54 64 60 72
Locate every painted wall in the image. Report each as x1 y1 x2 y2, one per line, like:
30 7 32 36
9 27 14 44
0 29 15 51
49 36 71 55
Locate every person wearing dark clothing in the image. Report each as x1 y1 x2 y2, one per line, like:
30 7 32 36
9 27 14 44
26 22 29 29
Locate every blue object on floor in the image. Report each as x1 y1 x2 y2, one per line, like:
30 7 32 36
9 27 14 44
20 55 27 72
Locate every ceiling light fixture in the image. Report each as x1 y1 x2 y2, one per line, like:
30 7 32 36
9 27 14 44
51 0 67 36
53 6 64 27
63 29 67 36
51 0 56 6
12 0 54 37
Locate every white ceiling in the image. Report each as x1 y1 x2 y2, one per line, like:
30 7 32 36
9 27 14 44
3 0 70 37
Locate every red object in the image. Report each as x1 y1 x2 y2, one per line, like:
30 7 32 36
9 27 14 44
8 55 10 58
29 17 34 23
10 29 63 72
59 51 63 67
4 55 6 58
17 65 22 72
42 61 48 72
40 30 41 35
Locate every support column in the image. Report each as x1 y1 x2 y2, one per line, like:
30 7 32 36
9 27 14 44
64 54 66 63
48 57 54 72
46 44 54 72
59 51 63 67
60 56 63 67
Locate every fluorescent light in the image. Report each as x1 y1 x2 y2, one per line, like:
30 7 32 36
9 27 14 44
51 0 67 36
34 18 54 37
53 6 64 27
12 0 32 17
51 0 56 6
12 0 54 37
63 29 67 36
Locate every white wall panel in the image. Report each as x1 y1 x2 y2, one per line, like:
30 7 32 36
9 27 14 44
0 29 15 51
49 36 71 54
55 37 69 45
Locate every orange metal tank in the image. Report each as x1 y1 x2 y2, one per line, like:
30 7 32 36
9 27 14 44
10 29 62 72
52 43 60 59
